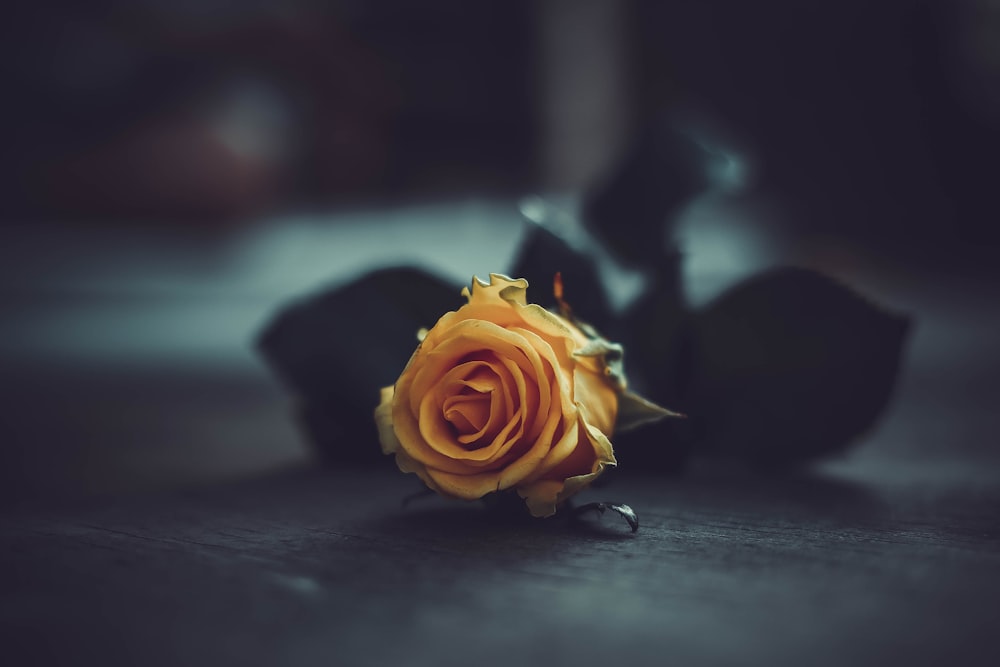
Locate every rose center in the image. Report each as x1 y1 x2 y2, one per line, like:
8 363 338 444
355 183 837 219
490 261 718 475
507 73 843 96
442 389 491 437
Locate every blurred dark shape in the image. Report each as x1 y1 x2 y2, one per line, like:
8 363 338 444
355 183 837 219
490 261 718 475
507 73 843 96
582 122 719 268
685 267 912 466
508 222 617 337
627 0 1000 274
257 267 462 465
1 1 537 224
507 201 914 470
571 118 718 473
618 251 688 402
5 0 997 256
508 218 693 473
610 252 694 475
910 0 1000 261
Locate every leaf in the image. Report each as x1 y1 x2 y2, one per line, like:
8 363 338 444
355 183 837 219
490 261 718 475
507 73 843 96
256 267 462 465
684 267 912 465
616 391 685 433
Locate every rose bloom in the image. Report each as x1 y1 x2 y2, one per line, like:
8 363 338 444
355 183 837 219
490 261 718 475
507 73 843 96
375 274 621 517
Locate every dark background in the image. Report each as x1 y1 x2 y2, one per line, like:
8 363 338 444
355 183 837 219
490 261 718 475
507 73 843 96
3 0 998 252
1 1 999 665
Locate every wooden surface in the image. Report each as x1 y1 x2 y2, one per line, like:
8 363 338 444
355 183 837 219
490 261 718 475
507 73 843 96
3 455 998 667
2 206 999 666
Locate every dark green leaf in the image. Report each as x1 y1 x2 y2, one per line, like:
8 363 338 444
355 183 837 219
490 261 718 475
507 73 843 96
257 267 462 465
616 390 685 432
685 267 912 465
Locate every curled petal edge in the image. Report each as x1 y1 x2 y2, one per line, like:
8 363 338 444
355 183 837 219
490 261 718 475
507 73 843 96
517 419 617 518
375 386 399 455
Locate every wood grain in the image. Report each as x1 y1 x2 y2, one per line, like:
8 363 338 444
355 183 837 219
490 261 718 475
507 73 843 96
2 456 997 667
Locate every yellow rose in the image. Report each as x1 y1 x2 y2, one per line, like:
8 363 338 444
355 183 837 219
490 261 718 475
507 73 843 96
375 274 667 518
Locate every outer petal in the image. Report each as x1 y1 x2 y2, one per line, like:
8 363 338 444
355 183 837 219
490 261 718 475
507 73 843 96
378 385 441 492
574 366 618 436
425 467 504 500
462 275 587 348
375 386 400 455
462 274 530 307
517 480 563 518
516 418 617 517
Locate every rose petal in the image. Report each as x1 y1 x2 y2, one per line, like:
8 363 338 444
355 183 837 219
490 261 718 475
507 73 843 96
517 480 563 518
375 385 400 455
461 274 529 307
517 418 617 517
497 356 540 444
497 402 569 490
508 326 574 425
574 365 618 436
424 356 526 464
392 373 482 475
424 466 504 500
431 361 510 446
395 321 554 469
442 393 490 438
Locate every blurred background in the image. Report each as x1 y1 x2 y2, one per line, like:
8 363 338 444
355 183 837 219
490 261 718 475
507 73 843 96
1 0 998 506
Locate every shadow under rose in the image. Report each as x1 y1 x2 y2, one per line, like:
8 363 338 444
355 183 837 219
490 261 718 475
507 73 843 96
343 460 889 550
366 496 641 542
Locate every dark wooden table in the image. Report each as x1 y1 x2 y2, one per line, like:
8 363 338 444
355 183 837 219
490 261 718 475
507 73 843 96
3 455 998 667
2 205 998 666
